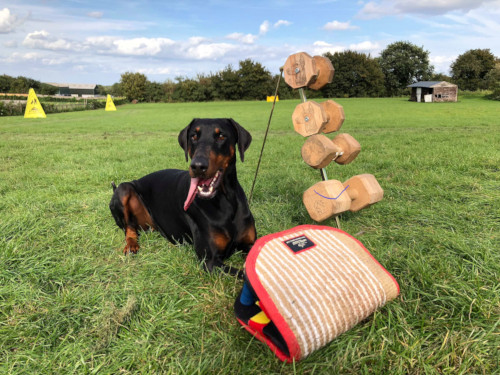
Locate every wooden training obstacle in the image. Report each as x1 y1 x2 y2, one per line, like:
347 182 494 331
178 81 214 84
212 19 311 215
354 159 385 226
292 100 345 137
283 51 383 223
283 52 335 90
303 174 384 222
301 134 361 169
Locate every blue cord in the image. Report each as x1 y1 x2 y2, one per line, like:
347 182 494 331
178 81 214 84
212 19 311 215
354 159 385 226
314 185 349 200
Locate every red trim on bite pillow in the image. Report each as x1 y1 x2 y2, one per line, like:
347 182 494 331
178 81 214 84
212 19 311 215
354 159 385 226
244 225 400 361
245 228 304 361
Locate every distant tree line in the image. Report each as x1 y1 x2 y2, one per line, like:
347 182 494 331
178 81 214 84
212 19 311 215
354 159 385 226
109 59 299 103
0 75 59 95
2 42 499 101
0 74 108 96
111 43 498 102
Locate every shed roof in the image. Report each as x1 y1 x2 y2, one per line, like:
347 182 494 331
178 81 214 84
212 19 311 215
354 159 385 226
407 81 456 88
47 83 97 90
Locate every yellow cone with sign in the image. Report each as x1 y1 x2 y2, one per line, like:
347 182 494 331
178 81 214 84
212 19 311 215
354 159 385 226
24 88 46 118
105 94 117 111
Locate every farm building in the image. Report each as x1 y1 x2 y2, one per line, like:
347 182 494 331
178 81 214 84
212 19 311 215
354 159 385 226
47 83 98 98
407 81 458 103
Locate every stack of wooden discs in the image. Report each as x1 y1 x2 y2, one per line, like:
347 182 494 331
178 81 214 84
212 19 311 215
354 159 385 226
283 52 383 222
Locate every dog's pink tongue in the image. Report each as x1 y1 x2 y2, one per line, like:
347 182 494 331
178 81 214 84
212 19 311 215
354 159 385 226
184 177 199 211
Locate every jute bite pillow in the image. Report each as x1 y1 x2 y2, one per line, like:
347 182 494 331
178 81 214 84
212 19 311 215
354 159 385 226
234 225 399 362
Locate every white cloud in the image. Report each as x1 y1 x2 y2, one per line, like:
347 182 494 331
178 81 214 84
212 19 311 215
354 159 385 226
349 41 380 52
137 67 172 75
430 55 457 73
87 11 103 19
112 37 175 56
185 43 237 60
3 40 17 48
83 35 236 60
188 36 209 45
0 8 23 33
18 28 247 64
23 30 78 51
312 41 345 55
42 56 73 66
445 6 500 36
226 32 258 44
259 20 270 35
85 36 118 50
398 0 495 14
322 20 358 30
358 0 497 18
274 20 291 28
2 51 42 63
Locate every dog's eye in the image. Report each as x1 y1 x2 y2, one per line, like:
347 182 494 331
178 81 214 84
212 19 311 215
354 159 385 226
217 133 226 141
191 133 198 141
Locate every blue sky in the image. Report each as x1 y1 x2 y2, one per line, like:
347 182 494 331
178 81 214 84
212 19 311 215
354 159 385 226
1 0 499 85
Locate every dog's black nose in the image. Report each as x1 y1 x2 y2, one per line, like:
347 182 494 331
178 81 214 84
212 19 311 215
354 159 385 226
190 158 208 176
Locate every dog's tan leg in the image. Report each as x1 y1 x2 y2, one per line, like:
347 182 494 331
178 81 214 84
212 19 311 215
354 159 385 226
120 188 155 254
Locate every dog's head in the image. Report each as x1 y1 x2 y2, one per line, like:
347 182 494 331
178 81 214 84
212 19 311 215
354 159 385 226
178 118 252 210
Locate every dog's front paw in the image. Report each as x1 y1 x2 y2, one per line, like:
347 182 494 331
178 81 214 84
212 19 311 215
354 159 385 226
124 238 140 254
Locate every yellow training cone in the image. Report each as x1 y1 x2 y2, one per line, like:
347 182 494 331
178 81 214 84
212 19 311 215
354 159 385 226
24 88 46 118
105 94 117 111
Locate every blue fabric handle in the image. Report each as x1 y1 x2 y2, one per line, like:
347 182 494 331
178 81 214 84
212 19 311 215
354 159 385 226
240 281 256 306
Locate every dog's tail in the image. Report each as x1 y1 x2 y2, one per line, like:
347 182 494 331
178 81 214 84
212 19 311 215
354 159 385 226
111 181 117 192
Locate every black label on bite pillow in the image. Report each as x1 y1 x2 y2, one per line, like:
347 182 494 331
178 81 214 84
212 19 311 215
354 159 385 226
284 235 315 253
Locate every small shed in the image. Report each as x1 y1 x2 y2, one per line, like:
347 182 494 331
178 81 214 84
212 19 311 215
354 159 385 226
407 81 458 103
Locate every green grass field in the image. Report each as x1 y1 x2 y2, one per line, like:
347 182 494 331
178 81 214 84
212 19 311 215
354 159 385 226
1 96 498 374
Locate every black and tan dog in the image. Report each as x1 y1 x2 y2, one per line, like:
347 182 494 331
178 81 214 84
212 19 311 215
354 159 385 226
109 118 256 276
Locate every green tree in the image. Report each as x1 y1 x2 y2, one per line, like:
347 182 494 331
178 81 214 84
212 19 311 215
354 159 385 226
451 49 497 91
108 82 123 97
9 76 39 94
0 74 13 93
174 74 215 102
430 73 453 82
321 51 385 98
120 72 147 102
211 65 242 101
378 41 433 96
484 61 500 90
38 83 57 95
485 61 500 100
237 59 273 100
163 80 176 102
172 77 209 102
144 81 165 102
95 85 107 96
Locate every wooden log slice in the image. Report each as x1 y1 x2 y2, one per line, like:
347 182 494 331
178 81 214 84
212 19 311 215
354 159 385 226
303 180 351 222
301 134 339 169
308 56 335 90
332 133 361 164
283 52 318 89
292 101 327 137
320 100 345 134
343 174 384 212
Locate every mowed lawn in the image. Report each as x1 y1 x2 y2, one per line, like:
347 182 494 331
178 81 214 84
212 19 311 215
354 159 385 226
0 96 498 374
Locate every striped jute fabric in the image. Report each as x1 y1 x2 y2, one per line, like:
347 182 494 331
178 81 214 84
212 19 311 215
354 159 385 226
245 225 399 361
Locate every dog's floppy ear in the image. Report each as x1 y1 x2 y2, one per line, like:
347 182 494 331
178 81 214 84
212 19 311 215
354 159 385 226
178 119 196 162
228 119 252 162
